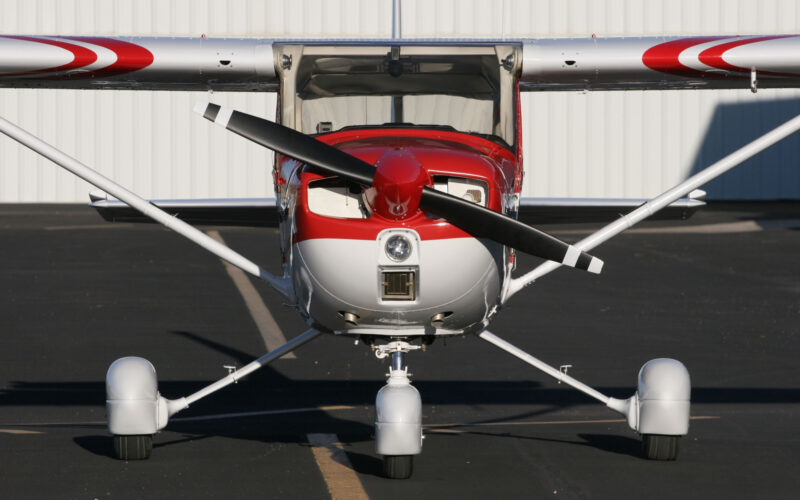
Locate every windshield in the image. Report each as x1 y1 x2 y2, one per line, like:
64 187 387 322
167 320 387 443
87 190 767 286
279 44 519 147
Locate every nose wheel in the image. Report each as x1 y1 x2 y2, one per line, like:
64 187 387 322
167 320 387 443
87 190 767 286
373 340 424 479
384 454 413 479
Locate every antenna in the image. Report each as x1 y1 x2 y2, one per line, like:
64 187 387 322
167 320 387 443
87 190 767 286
390 0 403 122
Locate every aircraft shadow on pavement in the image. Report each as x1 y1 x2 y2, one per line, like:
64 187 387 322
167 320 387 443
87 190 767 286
9 375 800 467
4 379 799 407
427 427 644 459
5 329 799 466
7 378 800 408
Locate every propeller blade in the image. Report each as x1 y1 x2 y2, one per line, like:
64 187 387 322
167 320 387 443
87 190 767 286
419 187 604 273
195 102 602 273
194 102 375 185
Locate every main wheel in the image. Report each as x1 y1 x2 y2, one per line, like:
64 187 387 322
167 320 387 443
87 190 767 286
642 434 679 460
113 434 153 460
383 455 413 479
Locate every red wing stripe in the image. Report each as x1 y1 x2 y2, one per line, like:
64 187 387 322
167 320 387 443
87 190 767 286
0 35 97 77
698 35 800 77
63 36 153 78
642 36 730 78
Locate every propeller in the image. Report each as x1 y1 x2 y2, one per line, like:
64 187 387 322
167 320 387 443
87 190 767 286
194 102 603 274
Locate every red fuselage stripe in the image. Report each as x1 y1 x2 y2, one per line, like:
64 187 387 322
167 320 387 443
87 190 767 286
286 129 518 244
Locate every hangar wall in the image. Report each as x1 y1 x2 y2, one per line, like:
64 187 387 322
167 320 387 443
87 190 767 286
0 0 799 202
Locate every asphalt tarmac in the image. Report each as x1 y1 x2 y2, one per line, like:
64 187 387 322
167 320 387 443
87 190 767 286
0 203 798 499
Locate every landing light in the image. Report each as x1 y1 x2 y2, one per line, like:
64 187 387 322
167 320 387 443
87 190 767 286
385 235 411 262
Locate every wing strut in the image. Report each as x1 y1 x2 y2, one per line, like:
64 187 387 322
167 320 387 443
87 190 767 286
503 111 800 302
0 115 292 300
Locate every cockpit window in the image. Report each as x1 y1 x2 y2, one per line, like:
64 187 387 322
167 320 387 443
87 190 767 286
302 95 494 139
279 44 518 148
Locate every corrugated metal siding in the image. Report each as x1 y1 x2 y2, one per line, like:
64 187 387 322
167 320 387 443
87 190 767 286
0 0 799 202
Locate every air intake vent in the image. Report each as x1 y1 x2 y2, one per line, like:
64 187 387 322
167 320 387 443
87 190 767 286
382 270 415 301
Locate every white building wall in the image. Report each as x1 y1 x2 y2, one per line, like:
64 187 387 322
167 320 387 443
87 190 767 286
0 0 798 202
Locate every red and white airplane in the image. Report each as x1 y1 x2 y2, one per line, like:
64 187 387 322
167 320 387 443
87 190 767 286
1 31 799 478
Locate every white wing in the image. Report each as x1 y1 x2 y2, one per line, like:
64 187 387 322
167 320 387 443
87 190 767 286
2 35 800 92
0 35 276 90
521 35 800 91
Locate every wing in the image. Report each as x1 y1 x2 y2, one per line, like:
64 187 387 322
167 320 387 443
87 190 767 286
518 191 706 225
2 35 800 92
0 36 277 90
88 193 280 227
521 35 800 91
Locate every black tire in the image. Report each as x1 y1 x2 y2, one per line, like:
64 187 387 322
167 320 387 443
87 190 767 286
383 455 413 479
113 434 153 460
642 434 680 460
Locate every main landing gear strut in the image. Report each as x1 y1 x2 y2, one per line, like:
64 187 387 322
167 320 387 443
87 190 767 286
104 328 322 460
478 331 691 460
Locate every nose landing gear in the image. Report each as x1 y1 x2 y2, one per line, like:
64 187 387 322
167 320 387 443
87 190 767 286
373 340 424 479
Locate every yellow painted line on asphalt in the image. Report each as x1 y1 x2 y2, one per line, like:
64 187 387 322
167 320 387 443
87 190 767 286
206 230 294 358
0 429 43 435
307 433 369 500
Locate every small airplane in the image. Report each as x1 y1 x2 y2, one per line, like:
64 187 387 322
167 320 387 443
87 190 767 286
1 30 799 479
